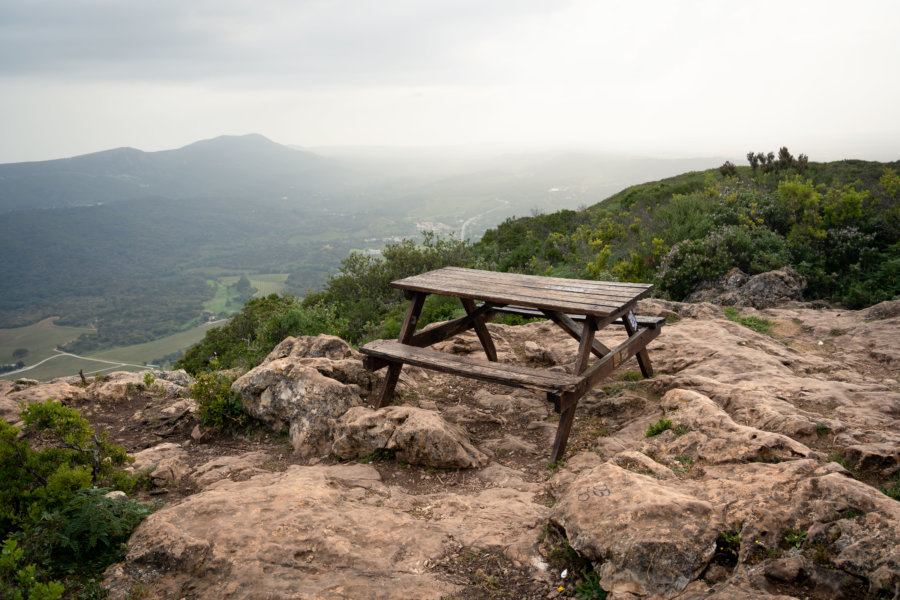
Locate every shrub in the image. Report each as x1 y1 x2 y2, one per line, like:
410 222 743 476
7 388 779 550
1 400 150 598
656 225 789 300
645 418 673 437
1 539 64 600
191 372 251 431
177 294 347 374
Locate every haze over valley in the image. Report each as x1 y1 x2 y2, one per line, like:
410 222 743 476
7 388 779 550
0 134 723 379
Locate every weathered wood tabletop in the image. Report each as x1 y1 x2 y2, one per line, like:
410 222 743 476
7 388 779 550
361 267 664 462
392 266 653 316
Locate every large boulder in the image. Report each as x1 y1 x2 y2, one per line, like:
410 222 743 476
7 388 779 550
191 451 274 489
1 379 87 425
263 335 382 398
232 361 360 457
685 267 806 308
103 463 549 600
550 463 721 597
88 369 194 403
331 405 489 468
128 442 189 486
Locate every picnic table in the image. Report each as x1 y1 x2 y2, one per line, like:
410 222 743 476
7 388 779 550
360 267 665 462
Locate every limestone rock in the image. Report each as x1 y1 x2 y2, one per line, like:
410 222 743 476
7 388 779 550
685 266 807 308
263 334 356 362
89 369 194 402
647 316 900 475
191 451 274 489
646 388 810 464
610 450 674 479
129 443 188 486
103 465 455 600
232 361 360 457
331 405 489 468
550 463 720 597
263 335 383 398
1 379 87 426
472 389 549 421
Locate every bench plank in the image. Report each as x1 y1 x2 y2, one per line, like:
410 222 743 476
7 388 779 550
487 304 666 329
361 339 581 394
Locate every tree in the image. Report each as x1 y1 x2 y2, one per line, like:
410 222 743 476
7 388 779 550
719 161 738 177
777 146 795 169
747 152 759 171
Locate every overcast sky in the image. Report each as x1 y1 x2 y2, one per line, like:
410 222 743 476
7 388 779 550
1 0 898 164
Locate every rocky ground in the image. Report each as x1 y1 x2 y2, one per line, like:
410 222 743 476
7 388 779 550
2 298 898 600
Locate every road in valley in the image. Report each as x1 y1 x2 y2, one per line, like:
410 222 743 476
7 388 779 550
460 198 510 239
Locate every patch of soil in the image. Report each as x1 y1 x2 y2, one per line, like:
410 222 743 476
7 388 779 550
433 547 550 600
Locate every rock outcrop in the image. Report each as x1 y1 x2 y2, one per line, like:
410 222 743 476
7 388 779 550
104 463 547 600
332 405 489 468
6 302 895 599
685 266 807 308
87 369 194 402
231 336 368 457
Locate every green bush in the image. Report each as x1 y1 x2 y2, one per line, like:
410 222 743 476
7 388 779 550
656 225 790 300
1 400 151 599
645 418 673 437
177 295 347 374
1 539 64 600
191 372 251 431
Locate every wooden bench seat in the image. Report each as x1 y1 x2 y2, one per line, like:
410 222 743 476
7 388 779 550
361 339 581 395
481 304 667 329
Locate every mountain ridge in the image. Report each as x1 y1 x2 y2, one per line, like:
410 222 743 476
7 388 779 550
0 133 338 213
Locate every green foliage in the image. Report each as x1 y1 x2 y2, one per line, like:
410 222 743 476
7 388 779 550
1 400 150 599
474 156 898 309
882 474 900 501
176 294 347 374
1 539 64 600
307 232 473 344
645 418 673 437
723 307 776 334
191 372 251 431
574 569 607 599
782 528 807 549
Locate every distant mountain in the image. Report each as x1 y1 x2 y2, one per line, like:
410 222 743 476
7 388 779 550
0 134 340 213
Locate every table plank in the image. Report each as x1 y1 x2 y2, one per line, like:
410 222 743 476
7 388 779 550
440 267 651 291
393 268 651 317
403 268 650 302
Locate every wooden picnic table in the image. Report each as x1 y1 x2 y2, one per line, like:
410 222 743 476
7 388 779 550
360 267 664 462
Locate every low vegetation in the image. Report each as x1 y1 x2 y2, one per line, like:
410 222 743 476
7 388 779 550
477 153 899 309
0 400 152 598
175 153 898 378
177 233 471 373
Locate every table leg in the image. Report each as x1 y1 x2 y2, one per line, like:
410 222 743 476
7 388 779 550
549 393 578 463
542 310 611 358
373 292 426 408
622 310 654 378
461 297 498 362
572 316 598 375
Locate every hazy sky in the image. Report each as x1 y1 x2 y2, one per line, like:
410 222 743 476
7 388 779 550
1 0 898 163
